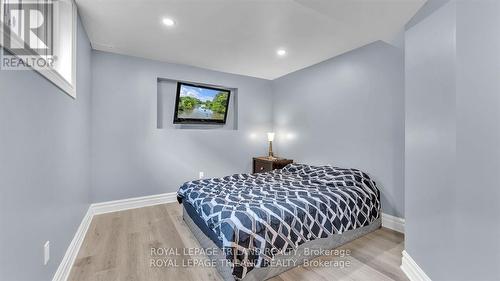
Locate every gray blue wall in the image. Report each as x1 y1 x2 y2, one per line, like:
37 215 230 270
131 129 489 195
405 2 457 279
90 51 273 202
405 1 500 280
455 2 500 278
0 18 92 281
272 41 405 217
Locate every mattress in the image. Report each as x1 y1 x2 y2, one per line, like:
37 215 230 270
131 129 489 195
177 163 380 280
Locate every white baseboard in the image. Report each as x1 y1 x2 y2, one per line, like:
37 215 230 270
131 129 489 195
52 192 178 281
51 207 93 281
91 192 178 215
381 213 405 233
401 250 432 281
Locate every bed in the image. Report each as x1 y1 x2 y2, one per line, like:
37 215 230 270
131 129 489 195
177 163 381 281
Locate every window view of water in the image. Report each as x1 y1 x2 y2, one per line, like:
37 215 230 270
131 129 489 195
176 84 229 121
178 104 224 120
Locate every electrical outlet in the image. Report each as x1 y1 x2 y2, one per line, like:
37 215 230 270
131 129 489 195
44 241 50 265
199 171 204 179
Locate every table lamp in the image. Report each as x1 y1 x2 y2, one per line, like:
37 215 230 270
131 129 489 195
267 132 275 159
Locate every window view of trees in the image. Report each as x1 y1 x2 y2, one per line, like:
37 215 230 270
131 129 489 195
178 96 201 112
177 92 229 114
205 92 229 114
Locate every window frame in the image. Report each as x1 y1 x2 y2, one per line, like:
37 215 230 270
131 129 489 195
0 0 77 98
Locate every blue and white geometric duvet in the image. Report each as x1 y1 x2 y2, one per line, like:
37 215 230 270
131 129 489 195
177 163 380 280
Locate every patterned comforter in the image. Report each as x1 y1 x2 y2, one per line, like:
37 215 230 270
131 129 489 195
177 163 380 280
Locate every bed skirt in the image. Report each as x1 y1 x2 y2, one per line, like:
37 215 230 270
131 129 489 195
182 206 382 281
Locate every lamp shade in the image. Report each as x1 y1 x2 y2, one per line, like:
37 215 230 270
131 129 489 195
267 132 275 142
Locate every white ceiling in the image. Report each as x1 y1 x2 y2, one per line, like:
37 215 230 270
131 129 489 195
76 0 425 80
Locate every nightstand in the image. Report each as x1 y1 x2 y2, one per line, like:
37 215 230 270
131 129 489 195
253 157 293 173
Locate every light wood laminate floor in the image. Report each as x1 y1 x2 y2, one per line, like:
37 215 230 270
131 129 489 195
68 203 409 281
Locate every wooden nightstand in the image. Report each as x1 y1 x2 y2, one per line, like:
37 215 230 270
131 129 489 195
253 157 293 173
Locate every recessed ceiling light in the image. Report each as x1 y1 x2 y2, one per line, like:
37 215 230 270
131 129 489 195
277 49 287 57
162 17 175 27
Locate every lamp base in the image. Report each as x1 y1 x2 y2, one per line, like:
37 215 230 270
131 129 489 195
268 141 275 160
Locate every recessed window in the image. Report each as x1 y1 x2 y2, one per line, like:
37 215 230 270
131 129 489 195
0 0 77 98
